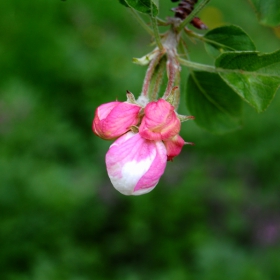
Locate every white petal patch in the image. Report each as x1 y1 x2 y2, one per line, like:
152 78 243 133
109 149 156 195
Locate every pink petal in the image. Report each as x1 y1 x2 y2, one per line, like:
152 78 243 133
106 132 167 195
139 99 180 141
164 134 185 161
93 102 141 140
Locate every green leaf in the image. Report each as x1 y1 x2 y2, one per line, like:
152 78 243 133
204 25 255 58
120 0 158 16
119 0 129 7
186 71 242 134
250 0 280 27
216 50 280 112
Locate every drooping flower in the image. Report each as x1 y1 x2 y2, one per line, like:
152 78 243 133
139 98 180 141
93 101 141 140
105 132 167 195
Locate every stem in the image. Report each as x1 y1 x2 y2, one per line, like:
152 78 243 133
150 1 164 51
130 8 154 36
156 17 169 26
173 70 181 110
151 15 164 51
141 52 163 97
179 56 271 77
177 0 212 32
158 29 181 100
178 39 189 60
163 51 180 99
148 56 166 100
178 58 216 72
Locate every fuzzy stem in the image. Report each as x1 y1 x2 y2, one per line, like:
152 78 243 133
141 52 164 97
156 17 169 26
151 15 164 51
178 57 216 72
163 52 181 99
150 0 164 51
148 56 167 100
173 67 181 110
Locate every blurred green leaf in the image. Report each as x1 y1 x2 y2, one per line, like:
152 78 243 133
216 50 280 112
186 71 242 134
204 25 255 58
119 0 158 16
119 0 129 7
250 0 280 27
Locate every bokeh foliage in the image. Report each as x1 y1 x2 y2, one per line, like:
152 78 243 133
0 0 280 279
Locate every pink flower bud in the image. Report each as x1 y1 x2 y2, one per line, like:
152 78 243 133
139 98 180 141
163 134 185 161
105 132 167 195
93 101 141 140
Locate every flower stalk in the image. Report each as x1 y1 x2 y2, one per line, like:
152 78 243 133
163 51 181 99
148 56 167 100
141 52 165 97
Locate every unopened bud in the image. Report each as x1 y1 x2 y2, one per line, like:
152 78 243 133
106 132 167 195
93 101 141 140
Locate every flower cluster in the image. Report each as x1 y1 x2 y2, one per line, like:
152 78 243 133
93 92 193 196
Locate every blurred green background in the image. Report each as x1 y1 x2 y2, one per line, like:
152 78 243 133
1 0 280 279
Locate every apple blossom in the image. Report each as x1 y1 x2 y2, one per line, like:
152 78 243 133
93 101 141 140
139 98 180 141
105 132 167 195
